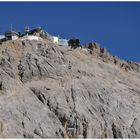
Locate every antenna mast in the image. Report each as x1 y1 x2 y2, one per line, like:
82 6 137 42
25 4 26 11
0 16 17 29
10 24 13 32
25 26 30 36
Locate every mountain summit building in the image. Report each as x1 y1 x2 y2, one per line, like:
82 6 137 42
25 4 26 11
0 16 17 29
5 31 20 41
0 26 81 48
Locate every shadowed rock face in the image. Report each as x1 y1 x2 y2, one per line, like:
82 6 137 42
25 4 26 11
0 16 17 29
0 38 140 138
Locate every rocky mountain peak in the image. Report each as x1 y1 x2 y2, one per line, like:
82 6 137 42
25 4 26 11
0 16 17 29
0 36 140 138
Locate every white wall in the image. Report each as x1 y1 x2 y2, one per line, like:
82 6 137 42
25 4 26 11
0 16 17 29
58 39 68 46
12 35 18 40
52 36 59 44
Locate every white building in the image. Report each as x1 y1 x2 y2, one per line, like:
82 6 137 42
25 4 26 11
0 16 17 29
51 35 69 46
5 31 19 40
58 38 68 46
52 36 59 44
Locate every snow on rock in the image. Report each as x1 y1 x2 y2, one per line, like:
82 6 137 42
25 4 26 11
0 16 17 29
0 35 5 39
21 35 42 41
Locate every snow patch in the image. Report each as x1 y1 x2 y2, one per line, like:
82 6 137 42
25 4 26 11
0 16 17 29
21 35 42 41
0 35 5 39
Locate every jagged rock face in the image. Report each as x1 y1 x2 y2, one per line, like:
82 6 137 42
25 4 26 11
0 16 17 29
0 38 140 138
28 28 50 39
85 42 140 72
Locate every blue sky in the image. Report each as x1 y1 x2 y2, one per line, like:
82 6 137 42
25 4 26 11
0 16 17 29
0 2 140 62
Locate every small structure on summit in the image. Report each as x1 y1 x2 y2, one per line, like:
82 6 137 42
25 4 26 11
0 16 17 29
5 31 20 41
5 24 20 41
0 25 20 44
25 26 30 35
58 38 69 46
52 36 59 44
51 35 69 46
0 25 81 48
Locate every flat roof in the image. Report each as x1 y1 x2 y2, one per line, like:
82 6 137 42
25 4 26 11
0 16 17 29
5 31 19 36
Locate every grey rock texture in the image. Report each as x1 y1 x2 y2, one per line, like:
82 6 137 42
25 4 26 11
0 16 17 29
85 42 140 72
0 38 140 138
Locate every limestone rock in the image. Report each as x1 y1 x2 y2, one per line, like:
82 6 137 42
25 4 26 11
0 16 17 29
0 38 140 138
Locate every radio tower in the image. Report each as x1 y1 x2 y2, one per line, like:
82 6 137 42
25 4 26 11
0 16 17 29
25 26 30 36
10 24 13 32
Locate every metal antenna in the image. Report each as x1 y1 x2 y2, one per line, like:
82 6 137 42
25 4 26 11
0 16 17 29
25 26 29 35
10 24 13 32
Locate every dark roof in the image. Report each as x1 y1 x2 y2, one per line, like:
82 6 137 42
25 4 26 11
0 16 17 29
5 31 19 36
